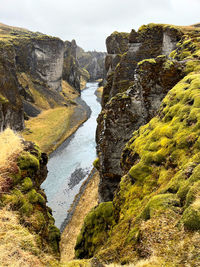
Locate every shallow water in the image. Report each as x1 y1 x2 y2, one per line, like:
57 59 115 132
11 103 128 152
41 82 101 228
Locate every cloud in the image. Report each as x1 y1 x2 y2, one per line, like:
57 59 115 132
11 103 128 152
0 0 199 51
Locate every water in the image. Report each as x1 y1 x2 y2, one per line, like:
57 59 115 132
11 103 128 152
41 82 101 228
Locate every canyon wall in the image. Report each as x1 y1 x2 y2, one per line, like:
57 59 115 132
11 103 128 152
97 24 184 201
0 23 83 131
77 46 106 82
75 23 200 266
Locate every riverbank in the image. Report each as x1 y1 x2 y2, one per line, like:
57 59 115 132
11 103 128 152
95 86 103 103
22 82 90 155
60 169 99 262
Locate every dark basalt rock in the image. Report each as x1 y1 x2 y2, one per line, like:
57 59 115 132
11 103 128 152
63 40 81 93
97 25 185 202
77 46 106 82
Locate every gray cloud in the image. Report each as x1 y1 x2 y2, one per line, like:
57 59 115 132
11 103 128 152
0 0 199 51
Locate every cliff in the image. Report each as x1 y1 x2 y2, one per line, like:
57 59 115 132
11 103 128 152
77 46 106 82
74 23 200 266
63 40 81 93
97 24 185 202
0 23 83 132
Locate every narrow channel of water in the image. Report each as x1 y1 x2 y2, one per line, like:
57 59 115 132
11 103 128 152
41 82 101 229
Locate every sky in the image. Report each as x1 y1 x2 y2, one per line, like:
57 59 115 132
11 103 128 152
0 0 200 52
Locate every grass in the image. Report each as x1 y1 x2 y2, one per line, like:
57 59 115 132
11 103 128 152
0 128 23 192
0 208 57 267
60 170 99 262
22 106 75 154
96 86 103 98
62 80 79 99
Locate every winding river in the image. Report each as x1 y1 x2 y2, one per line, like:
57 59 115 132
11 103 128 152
42 82 101 229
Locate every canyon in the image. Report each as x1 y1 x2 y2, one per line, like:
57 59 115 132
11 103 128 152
1 21 200 267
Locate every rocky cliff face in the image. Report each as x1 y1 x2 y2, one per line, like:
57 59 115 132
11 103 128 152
63 40 81 93
77 47 106 82
75 24 200 265
0 41 24 131
0 23 82 131
97 24 184 202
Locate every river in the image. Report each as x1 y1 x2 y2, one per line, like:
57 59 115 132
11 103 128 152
41 82 101 229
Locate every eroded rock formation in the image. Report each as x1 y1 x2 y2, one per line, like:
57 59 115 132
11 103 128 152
77 46 106 82
0 23 83 131
97 24 184 201
63 40 81 93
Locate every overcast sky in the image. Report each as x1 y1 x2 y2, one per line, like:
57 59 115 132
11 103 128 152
0 0 200 51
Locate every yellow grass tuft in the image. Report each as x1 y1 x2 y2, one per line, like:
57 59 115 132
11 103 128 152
0 128 23 191
22 107 75 154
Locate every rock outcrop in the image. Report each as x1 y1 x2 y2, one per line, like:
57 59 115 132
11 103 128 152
0 41 24 131
75 23 200 265
63 40 81 93
77 47 106 82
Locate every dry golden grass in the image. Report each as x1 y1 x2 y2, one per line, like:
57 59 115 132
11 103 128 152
62 80 79 99
0 208 57 267
22 107 75 154
96 86 103 97
60 170 99 262
0 128 23 191
80 77 87 90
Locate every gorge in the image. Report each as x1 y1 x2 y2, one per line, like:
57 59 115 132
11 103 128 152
1 21 200 267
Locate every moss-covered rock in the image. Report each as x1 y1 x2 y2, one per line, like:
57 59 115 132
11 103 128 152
83 23 200 265
141 194 180 220
75 202 114 259
0 140 60 257
182 200 200 230
18 151 39 171
21 177 33 191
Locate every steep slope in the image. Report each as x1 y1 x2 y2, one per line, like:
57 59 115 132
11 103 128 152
0 129 59 266
63 40 81 93
74 24 200 266
97 24 192 202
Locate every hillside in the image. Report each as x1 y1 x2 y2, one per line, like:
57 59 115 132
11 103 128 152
74 23 200 266
0 129 59 266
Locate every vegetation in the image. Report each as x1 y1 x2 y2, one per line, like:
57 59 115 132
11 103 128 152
75 23 200 266
22 107 74 154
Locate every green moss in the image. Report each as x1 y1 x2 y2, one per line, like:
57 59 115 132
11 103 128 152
141 194 180 220
75 202 114 259
93 157 100 169
21 177 33 191
18 151 39 171
182 200 200 230
19 200 33 216
185 181 200 207
0 93 9 104
185 60 200 74
138 58 156 67
129 162 152 181
29 210 46 232
48 225 60 252
26 189 39 204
